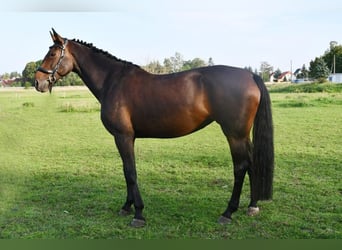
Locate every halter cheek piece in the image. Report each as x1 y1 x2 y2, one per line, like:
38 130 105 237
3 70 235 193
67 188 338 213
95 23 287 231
36 39 68 83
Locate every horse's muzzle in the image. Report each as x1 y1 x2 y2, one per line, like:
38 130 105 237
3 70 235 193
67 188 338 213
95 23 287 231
35 79 51 93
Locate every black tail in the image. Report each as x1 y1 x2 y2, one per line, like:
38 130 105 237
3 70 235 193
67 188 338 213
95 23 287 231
252 74 274 200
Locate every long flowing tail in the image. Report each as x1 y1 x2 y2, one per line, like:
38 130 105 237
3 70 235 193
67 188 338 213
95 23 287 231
252 74 274 200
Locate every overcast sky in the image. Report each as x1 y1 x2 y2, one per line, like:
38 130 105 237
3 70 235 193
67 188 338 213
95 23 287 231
1 0 341 74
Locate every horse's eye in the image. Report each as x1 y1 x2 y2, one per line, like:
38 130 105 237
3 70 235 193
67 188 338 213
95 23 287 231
50 52 56 57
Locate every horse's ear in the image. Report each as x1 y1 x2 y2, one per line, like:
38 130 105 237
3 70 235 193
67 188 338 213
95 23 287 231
50 30 55 42
50 28 64 44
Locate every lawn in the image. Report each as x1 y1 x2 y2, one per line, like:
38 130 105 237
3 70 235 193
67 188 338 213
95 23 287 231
0 85 341 239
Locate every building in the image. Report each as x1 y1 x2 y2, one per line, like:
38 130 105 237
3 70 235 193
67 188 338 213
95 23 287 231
329 73 342 83
270 71 294 83
277 71 293 82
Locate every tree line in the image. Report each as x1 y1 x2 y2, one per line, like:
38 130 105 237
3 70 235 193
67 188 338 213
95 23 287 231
142 52 214 74
1 42 341 87
256 41 342 82
0 52 214 87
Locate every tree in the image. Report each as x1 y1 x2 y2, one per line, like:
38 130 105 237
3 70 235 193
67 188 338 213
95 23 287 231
259 61 273 82
58 72 83 86
167 52 184 73
163 58 173 73
182 58 207 71
1 72 10 79
22 61 38 86
273 68 282 79
142 60 166 74
296 64 309 79
322 41 342 73
10 71 21 79
309 57 330 82
157 52 213 73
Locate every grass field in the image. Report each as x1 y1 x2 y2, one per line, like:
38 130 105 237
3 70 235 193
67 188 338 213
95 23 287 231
0 84 341 239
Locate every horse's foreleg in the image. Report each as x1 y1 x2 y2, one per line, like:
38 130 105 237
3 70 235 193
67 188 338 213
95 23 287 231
219 137 252 224
114 134 145 227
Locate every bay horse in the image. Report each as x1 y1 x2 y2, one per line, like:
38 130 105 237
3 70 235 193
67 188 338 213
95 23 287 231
35 29 274 227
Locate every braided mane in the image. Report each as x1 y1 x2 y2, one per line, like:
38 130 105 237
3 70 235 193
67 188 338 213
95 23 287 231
72 39 140 68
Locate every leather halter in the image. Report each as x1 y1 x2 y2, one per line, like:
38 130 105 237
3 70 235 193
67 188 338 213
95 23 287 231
36 39 68 83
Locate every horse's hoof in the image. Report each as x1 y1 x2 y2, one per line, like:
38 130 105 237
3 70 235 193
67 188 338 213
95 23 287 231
247 206 260 216
118 209 132 216
130 218 146 228
218 215 232 225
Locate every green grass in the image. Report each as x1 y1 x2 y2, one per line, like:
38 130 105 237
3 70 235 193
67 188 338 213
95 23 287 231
268 82 342 93
0 87 341 239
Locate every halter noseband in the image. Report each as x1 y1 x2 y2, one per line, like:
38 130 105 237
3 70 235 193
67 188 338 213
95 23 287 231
36 39 68 82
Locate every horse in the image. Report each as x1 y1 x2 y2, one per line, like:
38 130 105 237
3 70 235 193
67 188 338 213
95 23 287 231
35 29 274 227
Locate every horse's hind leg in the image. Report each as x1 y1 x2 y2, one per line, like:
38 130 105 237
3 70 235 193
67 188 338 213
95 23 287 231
218 136 254 224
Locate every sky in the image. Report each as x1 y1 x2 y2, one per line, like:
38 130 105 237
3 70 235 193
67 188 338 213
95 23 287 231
1 0 341 74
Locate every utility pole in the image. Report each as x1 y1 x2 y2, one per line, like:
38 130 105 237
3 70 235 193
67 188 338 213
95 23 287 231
333 54 336 74
330 41 337 74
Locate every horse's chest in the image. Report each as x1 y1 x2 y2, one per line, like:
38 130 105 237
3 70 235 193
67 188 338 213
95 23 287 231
100 101 134 136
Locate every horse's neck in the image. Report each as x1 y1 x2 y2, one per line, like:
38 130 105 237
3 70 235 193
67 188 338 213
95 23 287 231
71 43 126 102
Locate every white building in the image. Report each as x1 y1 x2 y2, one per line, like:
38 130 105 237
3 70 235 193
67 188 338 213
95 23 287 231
329 73 342 83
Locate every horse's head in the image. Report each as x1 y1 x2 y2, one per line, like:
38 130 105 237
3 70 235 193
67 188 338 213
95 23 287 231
35 29 73 92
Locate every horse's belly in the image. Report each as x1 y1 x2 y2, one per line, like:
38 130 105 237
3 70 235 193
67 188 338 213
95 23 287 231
133 114 213 138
